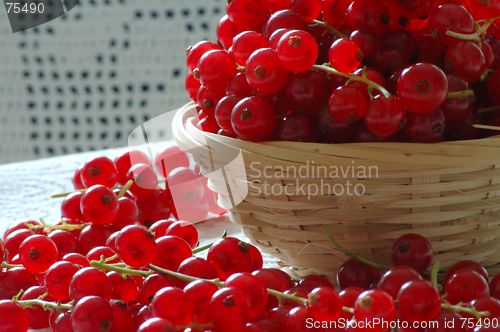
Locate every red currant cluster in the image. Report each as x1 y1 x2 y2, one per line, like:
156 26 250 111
185 0 500 143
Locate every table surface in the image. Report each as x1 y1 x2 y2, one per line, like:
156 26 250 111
0 141 279 332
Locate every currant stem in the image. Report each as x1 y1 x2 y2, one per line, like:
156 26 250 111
445 18 498 42
0 261 23 269
312 64 392 99
192 230 228 254
323 225 390 271
117 180 133 199
25 219 90 232
91 260 152 277
478 106 500 114
51 189 86 199
447 90 474 99
309 19 347 39
17 299 73 311
430 262 441 291
441 301 490 320
473 124 500 131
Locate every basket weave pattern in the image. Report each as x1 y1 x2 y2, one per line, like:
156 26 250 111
174 103 500 280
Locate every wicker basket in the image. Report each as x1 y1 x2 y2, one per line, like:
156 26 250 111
173 102 500 281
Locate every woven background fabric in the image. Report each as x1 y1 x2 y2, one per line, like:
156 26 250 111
0 0 225 164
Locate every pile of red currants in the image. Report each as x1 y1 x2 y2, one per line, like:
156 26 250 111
185 0 500 143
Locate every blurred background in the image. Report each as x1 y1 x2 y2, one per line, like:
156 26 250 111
0 0 225 164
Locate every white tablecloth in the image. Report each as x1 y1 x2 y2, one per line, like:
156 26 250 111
0 141 279 332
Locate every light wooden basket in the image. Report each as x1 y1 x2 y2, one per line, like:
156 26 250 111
173 102 500 281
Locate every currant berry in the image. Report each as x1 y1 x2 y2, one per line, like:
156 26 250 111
216 15 243 50
346 0 391 36
290 0 322 21
197 85 226 117
165 221 198 249
124 164 158 198
351 68 386 100
328 85 367 124
115 225 157 268
136 189 172 228
448 108 481 140
137 318 177 332
307 287 343 322
215 96 242 135
137 274 174 305
176 257 218 289
230 31 268 66
337 258 381 290
0 300 30 332
263 9 307 39
71 295 114 332
151 287 194 325
86 246 120 264
275 113 320 142
61 191 86 222
226 0 269 30
404 108 446 143
245 48 290 95
80 156 118 188
207 237 254 281
109 300 135 332
276 30 318 72
186 41 221 73
231 96 277 142
18 234 58 274
284 69 330 114
69 267 113 301
73 163 86 190
339 287 365 321
397 280 441 323
148 220 174 239
397 63 448 114
80 185 119 225
44 261 80 301
153 236 193 271
428 4 475 46
298 275 334 292
445 269 490 305
77 224 111 255
198 50 238 93
323 0 355 27
350 29 381 60
329 38 363 73
209 287 252 332
0 267 39 300
112 197 139 228
224 272 268 318
48 230 78 259
442 75 471 123
62 252 90 267
2 219 41 240
114 150 151 185
185 71 201 102
226 72 252 97
444 41 486 84
354 289 397 332
364 95 407 137
391 233 433 273
317 104 359 143
377 266 422 300
19 285 54 329
445 260 489 284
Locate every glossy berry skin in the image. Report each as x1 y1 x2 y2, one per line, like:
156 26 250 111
165 221 199 249
153 236 193 272
184 280 220 324
81 156 117 188
151 287 194 325
444 41 486 83
148 220 174 239
442 75 471 123
298 275 334 292
197 86 226 117
377 266 422 300
0 267 39 300
186 41 221 73
207 237 254 281
198 50 238 93
231 96 277 142
445 269 490 305
80 185 119 225
317 104 359 143
44 261 80 301
245 48 290 95
225 272 268 319
284 69 330 114
252 268 294 310
226 0 269 30
230 31 268 66
215 96 242 134
0 300 30 332
277 30 318 73
329 38 363 73
428 4 475 47
364 95 407 137
404 109 446 143
137 318 177 332
18 235 58 274
264 9 307 39
448 108 481 140
114 150 151 185
125 164 158 198
445 260 489 284
339 287 364 321
19 286 53 330
48 230 78 259
209 287 252 332
77 224 111 255
136 189 172 228
167 167 205 214
391 233 433 273
107 271 139 304
137 274 174 305
397 280 441 323
2 220 41 240
112 197 139 228
290 0 322 21
61 191 85 222
71 296 114 332
275 113 320 143
354 290 397 332
328 85 367 124
337 258 381 290
397 63 448 115
176 257 218 289
116 225 158 268
346 0 390 37
73 162 86 190
307 286 343 322
226 72 252 97
69 267 113 301
109 300 135 332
